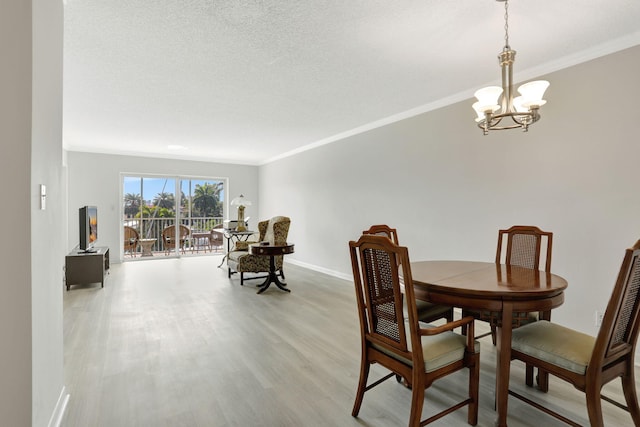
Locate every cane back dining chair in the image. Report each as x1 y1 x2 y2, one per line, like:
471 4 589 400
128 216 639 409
464 225 553 343
349 234 480 426
363 225 454 324
124 226 139 257
508 239 640 427
162 224 190 255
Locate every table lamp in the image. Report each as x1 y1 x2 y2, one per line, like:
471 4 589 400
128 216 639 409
230 194 251 231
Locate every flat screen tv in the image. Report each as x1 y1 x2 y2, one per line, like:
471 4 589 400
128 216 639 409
79 206 98 252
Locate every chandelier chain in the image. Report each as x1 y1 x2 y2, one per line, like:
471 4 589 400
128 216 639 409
503 0 510 49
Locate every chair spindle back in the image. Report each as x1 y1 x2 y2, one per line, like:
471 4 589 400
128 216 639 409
496 225 553 272
596 240 640 364
350 235 411 355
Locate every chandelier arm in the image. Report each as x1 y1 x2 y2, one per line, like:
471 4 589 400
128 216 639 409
477 121 526 132
478 111 540 132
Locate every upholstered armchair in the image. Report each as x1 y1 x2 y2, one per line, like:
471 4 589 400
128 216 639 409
227 216 291 286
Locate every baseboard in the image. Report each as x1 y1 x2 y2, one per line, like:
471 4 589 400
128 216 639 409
285 258 351 281
48 386 69 427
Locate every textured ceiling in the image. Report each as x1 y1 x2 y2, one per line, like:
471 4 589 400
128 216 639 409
63 0 640 165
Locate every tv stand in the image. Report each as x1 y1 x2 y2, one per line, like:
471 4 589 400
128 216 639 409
65 246 109 291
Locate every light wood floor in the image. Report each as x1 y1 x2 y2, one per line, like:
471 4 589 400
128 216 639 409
62 256 638 426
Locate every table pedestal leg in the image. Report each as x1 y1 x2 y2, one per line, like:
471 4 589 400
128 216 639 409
257 256 290 294
495 303 513 427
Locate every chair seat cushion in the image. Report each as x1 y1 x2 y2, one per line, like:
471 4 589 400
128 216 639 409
228 250 282 273
412 300 452 322
227 250 246 263
374 323 480 373
511 320 595 375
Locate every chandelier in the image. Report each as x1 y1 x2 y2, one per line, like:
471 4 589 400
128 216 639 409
472 0 549 135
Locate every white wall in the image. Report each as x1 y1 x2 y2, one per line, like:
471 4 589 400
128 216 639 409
0 1 33 425
259 44 640 339
66 152 259 261
0 0 66 426
32 0 67 425
30 0 67 426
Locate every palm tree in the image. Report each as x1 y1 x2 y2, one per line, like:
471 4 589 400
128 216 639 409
153 192 175 210
193 182 223 217
154 207 175 218
179 190 187 209
123 193 141 218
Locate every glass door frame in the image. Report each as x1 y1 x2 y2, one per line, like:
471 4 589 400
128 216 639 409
120 173 228 261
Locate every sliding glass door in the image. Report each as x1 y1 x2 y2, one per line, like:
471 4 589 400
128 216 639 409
122 175 225 259
180 179 224 231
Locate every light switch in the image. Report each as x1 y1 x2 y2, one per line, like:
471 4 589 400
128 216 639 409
40 184 46 210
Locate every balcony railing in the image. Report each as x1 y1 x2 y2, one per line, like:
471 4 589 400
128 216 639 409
124 216 223 254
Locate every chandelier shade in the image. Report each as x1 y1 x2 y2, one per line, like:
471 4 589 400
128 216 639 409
472 0 549 135
517 80 549 108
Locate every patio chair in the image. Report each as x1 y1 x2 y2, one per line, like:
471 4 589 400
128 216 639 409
362 224 454 324
508 239 640 427
210 223 224 252
349 234 480 426
162 224 189 255
124 226 139 257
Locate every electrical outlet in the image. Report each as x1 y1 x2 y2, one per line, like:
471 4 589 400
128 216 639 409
595 310 604 327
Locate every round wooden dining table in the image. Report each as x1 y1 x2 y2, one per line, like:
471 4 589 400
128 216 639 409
408 260 568 427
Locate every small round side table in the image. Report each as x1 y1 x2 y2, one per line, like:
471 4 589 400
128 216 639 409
138 238 157 257
249 243 295 294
